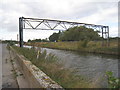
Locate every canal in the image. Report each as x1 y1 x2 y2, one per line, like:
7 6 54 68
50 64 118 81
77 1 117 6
24 45 119 88
41 48 119 88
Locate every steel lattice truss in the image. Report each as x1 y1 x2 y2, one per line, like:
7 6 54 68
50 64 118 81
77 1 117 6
19 17 109 47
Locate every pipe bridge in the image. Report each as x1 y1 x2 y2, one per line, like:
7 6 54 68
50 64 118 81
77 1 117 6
19 17 109 47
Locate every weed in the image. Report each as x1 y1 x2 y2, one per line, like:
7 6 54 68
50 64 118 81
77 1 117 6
106 71 120 88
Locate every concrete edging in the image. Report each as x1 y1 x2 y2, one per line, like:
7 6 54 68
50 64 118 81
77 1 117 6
10 46 63 88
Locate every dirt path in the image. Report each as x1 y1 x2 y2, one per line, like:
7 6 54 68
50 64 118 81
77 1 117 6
2 44 19 88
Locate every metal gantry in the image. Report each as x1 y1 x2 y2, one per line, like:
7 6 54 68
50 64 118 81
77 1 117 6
19 17 109 47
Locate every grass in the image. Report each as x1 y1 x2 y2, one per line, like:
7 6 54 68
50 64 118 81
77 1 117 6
27 40 118 55
12 46 94 88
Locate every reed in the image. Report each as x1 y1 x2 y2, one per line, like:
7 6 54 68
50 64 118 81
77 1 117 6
31 40 118 55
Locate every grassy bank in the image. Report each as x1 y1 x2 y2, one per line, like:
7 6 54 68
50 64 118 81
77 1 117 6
27 40 118 55
12 46 95 88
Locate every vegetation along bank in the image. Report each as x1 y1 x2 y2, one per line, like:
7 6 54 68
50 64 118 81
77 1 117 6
26 26 119 55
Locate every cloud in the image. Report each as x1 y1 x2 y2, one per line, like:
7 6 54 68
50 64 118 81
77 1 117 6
110 27 118 37
77 6 117 24
0 0 118 41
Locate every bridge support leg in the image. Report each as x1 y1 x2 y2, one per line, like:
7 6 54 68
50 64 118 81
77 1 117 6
107 26 109 46
101 27 104 46
19 17 23 47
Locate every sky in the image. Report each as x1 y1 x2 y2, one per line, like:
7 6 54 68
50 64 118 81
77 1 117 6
0 0 119 41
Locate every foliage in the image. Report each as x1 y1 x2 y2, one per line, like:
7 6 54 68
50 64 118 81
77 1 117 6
34 40 118 55
106 71 120 88
59 26 101 41
49 31 61 42
2 40 18 45
28 39 32 42
109 37 120 41
28 38 49 42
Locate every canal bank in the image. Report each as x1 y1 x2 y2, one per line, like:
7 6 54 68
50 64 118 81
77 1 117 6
10 46 63 88
26 41 118 55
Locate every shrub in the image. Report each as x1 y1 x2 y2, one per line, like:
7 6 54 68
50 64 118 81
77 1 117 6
106 71 120 88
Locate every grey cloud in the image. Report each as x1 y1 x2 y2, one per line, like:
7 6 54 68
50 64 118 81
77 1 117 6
0 1 118 40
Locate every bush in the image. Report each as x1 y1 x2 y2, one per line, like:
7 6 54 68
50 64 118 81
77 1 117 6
106 71 120 88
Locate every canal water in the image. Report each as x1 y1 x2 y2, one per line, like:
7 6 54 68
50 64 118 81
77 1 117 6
41 48 119 88
24 45 119 88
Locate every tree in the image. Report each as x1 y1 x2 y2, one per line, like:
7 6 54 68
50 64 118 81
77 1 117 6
41 38 48 42
28 39 31 42
59 26 101 41
49 31 61 42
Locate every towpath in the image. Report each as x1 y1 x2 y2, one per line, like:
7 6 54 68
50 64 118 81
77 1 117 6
1 44 18 88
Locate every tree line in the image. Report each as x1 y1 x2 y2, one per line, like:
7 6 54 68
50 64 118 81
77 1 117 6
27 26 120 42
28 38 49 42
49 26 102 42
